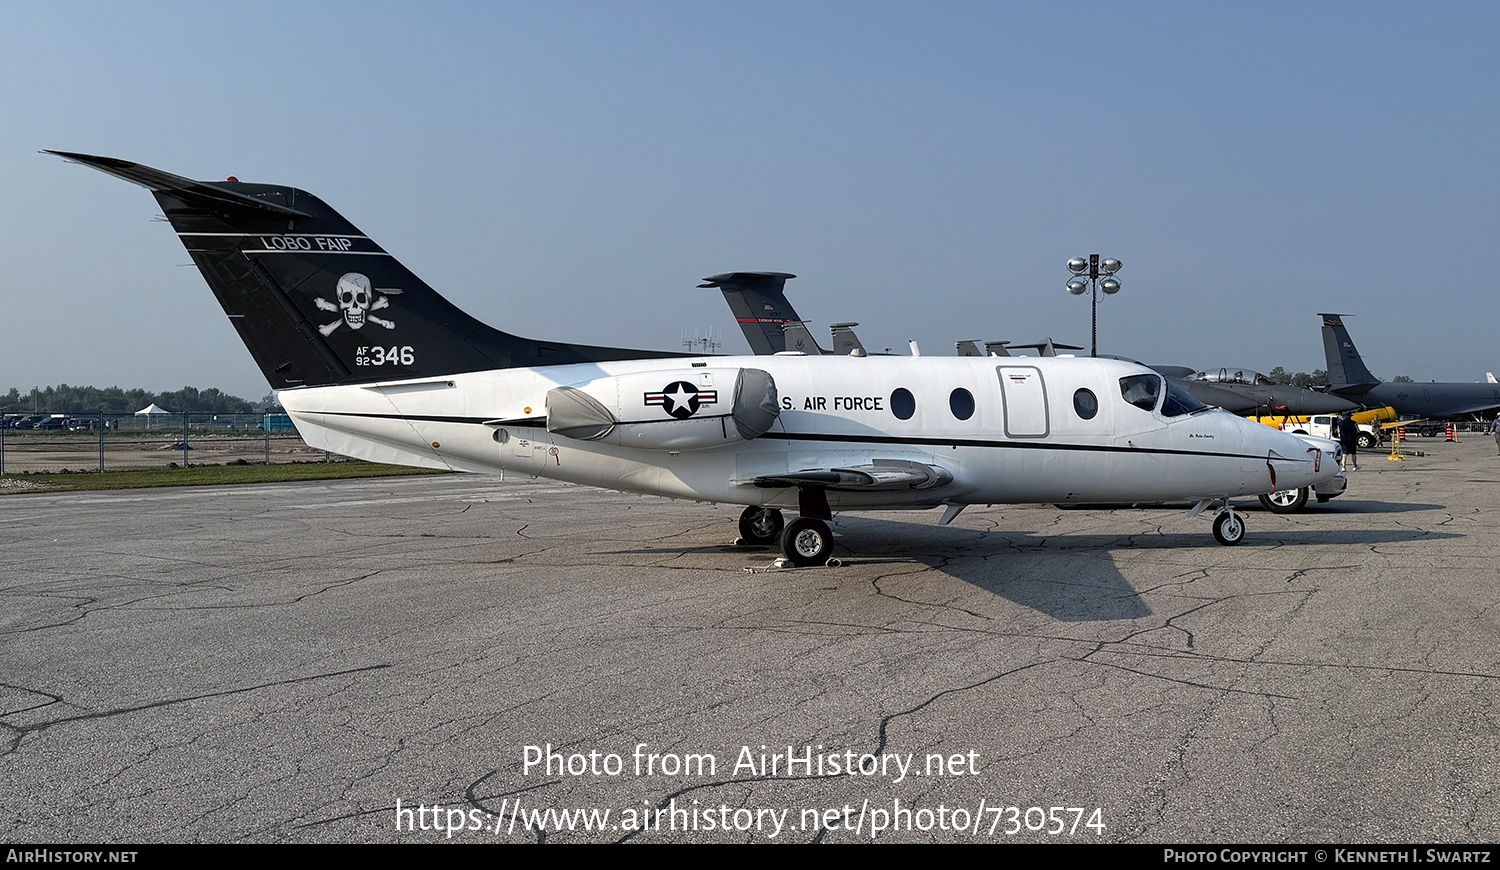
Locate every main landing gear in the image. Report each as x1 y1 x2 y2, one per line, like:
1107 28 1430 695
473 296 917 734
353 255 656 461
781 517 834 567
738 487 838 567
736 506 835 567
738 505 784 545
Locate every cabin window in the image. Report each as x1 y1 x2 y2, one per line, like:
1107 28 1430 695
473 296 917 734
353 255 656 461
891 388 916 420
949 388 975 420
1073 388 1098 420
1119 374 1160 411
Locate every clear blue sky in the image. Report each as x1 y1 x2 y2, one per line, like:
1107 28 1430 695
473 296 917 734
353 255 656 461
4 1 1497 403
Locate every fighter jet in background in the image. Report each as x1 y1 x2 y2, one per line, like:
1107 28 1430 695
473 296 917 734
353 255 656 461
1182 366 1360 416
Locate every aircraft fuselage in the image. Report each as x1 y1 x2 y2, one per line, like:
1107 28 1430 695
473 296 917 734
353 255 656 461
282 354 1335 511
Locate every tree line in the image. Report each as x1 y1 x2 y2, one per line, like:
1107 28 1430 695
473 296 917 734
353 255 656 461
1 385 279 415
1261 368 1412 387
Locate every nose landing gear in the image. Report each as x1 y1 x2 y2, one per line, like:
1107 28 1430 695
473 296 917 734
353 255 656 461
1212 508 1246 545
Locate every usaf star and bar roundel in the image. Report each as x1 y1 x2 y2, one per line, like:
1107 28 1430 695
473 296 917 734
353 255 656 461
645 381 717 419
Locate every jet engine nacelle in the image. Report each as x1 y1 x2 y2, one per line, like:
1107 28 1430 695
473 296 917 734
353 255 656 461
546 367 779 451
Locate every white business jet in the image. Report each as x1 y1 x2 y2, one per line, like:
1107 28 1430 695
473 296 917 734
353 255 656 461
51 152 1345 564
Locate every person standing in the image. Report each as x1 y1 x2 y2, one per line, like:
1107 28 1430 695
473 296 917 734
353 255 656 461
1490 416 1500 455
1338 413 1360 471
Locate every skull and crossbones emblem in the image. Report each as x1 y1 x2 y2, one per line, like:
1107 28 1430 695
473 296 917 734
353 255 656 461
315 273 403 336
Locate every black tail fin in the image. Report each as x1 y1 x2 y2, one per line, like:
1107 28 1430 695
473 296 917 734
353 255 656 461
1318 312 1378 387
699 271 802 355
51 151 679 390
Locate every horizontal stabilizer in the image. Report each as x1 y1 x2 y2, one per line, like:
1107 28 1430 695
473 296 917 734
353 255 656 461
45 150 310 219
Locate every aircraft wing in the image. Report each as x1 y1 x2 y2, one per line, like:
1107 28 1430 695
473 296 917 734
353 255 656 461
751 459 952 492
1429 398 1500 416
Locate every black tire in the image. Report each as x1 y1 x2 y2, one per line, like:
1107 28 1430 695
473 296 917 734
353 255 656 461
1258 487 1309 513
1356 432 1377 449
738 505 783 545
1213 511 1246 546
780 517 833 566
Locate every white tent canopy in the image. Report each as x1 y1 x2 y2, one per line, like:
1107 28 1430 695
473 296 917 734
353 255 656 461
134 403 172 430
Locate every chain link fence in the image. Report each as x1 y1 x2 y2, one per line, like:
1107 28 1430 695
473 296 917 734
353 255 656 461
0 413 334 474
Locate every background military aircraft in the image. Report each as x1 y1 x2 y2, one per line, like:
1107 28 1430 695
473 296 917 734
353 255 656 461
701 272 874 357
1321 313 1500 418
1182 366 1360 416
956 338 1084 358
710 278 1349 418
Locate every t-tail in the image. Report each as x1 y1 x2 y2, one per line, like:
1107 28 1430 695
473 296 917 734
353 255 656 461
1318 312 1379 390
49 151 679 390
699 271 807 355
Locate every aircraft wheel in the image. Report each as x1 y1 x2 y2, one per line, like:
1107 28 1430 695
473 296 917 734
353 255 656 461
1213 511 1246 546
781 517 833 566
1258 487 1309 513
738 505 784 545
1357 432 1377 449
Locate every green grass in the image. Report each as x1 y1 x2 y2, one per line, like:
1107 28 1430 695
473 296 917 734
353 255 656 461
2 461 449 493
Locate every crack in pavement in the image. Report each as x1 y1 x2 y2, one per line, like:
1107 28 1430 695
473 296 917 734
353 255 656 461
0 665 391 755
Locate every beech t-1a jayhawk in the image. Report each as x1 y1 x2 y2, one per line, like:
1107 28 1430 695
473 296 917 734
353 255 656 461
52 151 1346 564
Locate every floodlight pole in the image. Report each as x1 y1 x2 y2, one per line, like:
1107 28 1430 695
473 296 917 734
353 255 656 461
1065 253 1123 358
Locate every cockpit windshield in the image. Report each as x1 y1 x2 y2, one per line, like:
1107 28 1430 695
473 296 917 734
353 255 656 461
1160 381 1210 417
1190 367 1273 386
1119 374 1161 411
1121 374 1212 417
